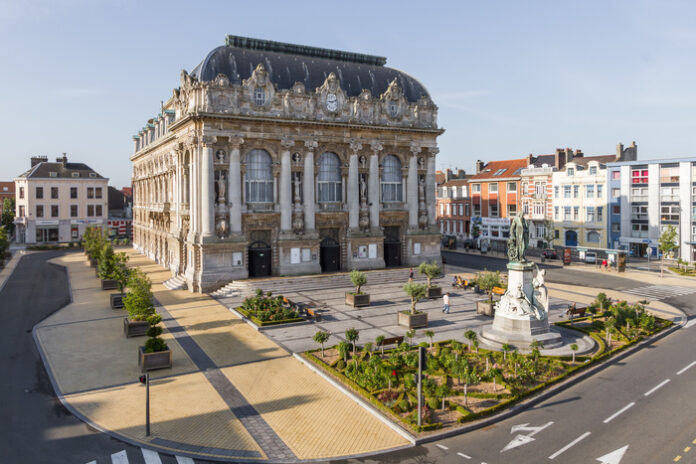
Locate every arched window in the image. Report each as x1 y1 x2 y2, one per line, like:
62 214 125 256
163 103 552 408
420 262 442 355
587 231 600 243
245 149 273 203
317 152 342 203
381 155 403 202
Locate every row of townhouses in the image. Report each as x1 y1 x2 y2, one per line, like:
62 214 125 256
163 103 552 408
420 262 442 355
436 142 696 263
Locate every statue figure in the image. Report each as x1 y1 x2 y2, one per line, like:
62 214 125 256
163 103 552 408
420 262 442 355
359 175 367 203
507 212 529 263
533 265 549 315
418 177 425 201
216 172 226 204
293 173 301 204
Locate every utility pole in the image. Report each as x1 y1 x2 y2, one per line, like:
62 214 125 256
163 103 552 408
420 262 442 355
139 373 150 436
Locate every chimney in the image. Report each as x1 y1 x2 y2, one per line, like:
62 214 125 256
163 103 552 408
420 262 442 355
616 141 638 161
475 160 485 174
457 169 466 179
555 148 567 170
445 168 453 182
30 155 48 167
575 149 583 158
56 152 68 166
527 153 535 165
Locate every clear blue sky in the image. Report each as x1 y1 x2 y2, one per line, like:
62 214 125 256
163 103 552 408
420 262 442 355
2 0 695 188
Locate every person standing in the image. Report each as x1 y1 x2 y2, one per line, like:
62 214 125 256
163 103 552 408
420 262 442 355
408 267 414 282
442 292 450 314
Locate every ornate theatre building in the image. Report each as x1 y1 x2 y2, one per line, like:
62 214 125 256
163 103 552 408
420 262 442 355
131 36 443 292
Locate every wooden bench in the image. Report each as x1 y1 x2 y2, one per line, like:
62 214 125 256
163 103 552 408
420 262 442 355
492 286 506 295
378 336 404 348
565 304 587 318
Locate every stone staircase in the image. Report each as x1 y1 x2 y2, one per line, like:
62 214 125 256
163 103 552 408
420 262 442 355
210 280 256 299
163 274 187 291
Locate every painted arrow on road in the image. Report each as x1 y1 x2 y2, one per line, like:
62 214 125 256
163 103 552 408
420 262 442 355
596 445 629 464
501 421 554 452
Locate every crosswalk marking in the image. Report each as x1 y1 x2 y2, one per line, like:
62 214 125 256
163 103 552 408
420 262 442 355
111 450 129 464
142 448 162 464
622 285 696 301
175 457 195 464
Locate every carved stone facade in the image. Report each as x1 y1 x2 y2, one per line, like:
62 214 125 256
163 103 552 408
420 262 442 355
131 36 443 292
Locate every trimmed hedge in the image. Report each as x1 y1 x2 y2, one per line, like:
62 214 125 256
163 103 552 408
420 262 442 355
237 307 304 327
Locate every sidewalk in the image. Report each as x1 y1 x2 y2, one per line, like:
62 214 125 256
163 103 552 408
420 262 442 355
34 251 410 462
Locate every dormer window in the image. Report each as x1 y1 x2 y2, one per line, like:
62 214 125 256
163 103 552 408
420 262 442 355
89 173 96 178
253 87 265 106
589 166 597 175
72 172 80 178
49 172 57 177
567 167 574 176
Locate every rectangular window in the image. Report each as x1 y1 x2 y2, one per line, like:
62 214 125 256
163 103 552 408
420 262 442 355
659 166 680 183
472 183 481 193
632 187 648 201
631 223 649 238
70 205 78 217
661 205 680 222
87 187 94 199
533 202 544 216
631 205 648 220
465 204 470 216
51 205 59 217
36 205 43 218
586 184 595 198
573 206 579 220
19 187 24 199
507 182 517 192
96 205 102 217
87 205 94 217
473 204 481 216
490 202 499 217
554 186 559 198
573 185 579 198
19 206 25 217
440 204 444 215
612 223 620 232
597 184 603 198
535 182 545 196
563 206 571 220
459 204 464 216
567 168 574 176
70 187 77 199
489 183 498 193
611 170 620 180
51 187 58 199
586 206 595 222
597 206 603 221
554 206 559 220
507 204 517 216
612 188 621 198
589 166 597 175
612 205 620 215
564 185 571 198
660 186 679 202
631 169 649 184
36 187 43 199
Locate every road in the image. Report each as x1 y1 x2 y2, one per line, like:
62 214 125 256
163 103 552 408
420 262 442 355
338 253 696 464
0 251 208 464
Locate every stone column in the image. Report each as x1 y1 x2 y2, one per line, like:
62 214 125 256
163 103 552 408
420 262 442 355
348 138 362 230
200 136 216 238
369 141 383 230
304 138 318 232
427 147 439 226
280 136 294 233
408 143 420 228
228 135 244 233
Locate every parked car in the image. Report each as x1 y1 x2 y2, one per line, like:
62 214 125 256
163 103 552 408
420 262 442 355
541 249 558 259
584 251 597 264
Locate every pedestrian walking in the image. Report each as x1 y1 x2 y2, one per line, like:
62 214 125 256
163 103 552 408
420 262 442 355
602 258 608 271
442 292 450 314
408 267 414 282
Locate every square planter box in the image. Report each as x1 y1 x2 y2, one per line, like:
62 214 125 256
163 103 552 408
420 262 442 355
476 300 496 317
110 293 125 309
427 286 443 299
345 292 371 308
138 346 172 372
398 311 428 329
124 318 149 338
101 279 119 290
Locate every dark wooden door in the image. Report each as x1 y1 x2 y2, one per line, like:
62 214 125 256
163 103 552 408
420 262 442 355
248 241 271 277
320 237 340 272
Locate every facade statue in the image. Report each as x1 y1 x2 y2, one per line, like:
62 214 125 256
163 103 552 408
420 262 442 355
533 265 549 314
359 175 367 203
507 212 529 262
216 172 226 204
293 173 301 203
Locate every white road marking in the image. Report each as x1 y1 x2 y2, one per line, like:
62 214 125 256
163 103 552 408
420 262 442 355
678 361 696 375
603 402 635 423
502 421 554 452
436 444 449 450
457 452 472 459
175 457 195 464
111 450 129 464
644 378 670 396
596 444 629 463
548 431 591 459
141 448 162 464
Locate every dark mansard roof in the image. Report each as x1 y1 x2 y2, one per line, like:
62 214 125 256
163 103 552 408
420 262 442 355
190 35 431 103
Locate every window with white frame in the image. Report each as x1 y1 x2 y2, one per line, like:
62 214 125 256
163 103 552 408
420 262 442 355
567 167 575 176
459 204 464 216
563 206 571 220
612 188 621 198
523 202 529 214
245 149 274 203
535 182 545 196
586 184 595 198
507 182 517 192
554 206 559 220
631 168 648 184
472 183 481 193
554 186 559 198
660 186 679 202
473 204 481 216
632 186 648 200
612 223 620 233
564 185 571 198
611 170 620 180
589 166 597 176
381 155 403 202
660 205 680 222
586 206 595 222
489 183 498 193
465 204 470 216
440 204 444 215
597 184 603 198
692 224 696 241
490 202 499 217
597 206 603 221
631 205 648 220
507 204 517 216
533 202 544 217
573 206 579 220
446 204 451 216
631 223 648 238
573 185 579 198
659 166 680 183
317 152 342 202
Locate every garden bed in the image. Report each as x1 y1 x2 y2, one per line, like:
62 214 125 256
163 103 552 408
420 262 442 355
303 297 672 434
236 289 304 327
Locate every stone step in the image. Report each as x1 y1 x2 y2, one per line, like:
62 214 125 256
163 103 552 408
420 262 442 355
163 275 186 291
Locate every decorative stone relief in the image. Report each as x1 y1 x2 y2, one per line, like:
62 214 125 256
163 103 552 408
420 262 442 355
242 64 275 108
381 78 406 120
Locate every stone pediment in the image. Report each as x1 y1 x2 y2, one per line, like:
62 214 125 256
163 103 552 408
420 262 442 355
241 64 276 108
380 78 406 120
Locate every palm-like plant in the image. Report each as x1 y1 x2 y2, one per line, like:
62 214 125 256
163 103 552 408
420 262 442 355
605 318 616 345
424 330 435 348
403 282 427 314
501 343 511 362
337 341 351 363
375 335 385 355
489 367 503 391
461 366 480 406
464 329 477 351
570 343 579 363
312 330 330 357
450 358 469 386
485 351 495 372
345 328 360 357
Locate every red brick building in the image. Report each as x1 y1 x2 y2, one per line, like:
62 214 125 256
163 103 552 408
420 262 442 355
435 169 471 239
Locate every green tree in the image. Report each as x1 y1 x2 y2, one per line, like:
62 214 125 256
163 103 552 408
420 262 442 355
489 367 503 391
1 198 15 235
424 330 435 348
338 341 351 363
111 252 130 295
403 282 428 314
605 318 616 345
464 330 477 351
658 224 679 278
313 331 330 357
144 313 168 353
345 327 360 357
97 243 116 280
418 261 442 288
461 366 480 406
350 269 367 294
405 329 416 346
123 269 155 322
375 335 385 355
485 351 495 372
476 270 503 303
570 343 579 363
450 358 469 386
501 343 511 362
0 226 9 259
543 219 556 249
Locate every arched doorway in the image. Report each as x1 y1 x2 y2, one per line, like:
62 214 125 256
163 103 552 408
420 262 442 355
248 241 272 277
565 230 578 247
383 226 401 268
320 237 340 273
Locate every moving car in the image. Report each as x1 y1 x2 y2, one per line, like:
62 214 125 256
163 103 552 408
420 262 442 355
584 251 597 264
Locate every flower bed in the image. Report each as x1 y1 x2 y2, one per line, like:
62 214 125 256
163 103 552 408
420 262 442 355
236 289 303 326
303 297 672 434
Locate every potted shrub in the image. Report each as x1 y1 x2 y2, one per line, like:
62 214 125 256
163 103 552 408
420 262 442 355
419 262 443 299
97 243 120 290
398 281 428 328
123 269 154 337
475 270 503 316
110 252 130 309
138 313 171 372
345 269 370 307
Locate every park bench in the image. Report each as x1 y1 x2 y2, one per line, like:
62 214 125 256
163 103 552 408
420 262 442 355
565 303 587 318
491 286 506 295
378 336 404 349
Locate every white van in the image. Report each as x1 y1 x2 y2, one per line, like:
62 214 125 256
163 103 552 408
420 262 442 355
584 251 597 264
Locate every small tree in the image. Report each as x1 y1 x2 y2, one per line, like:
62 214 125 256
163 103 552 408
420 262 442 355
111 252 130 295
476 270 503 303
350 269 367 295
605 318 616 345
403 282 428 314
1 198 15 235
345 327 360 357
144 313 168 353
461 366 480 406
501 343 511 361
424 330 435 348
489 367 503 391
658 224 679 278
406 329 416 346
418 261 442 288
464 330 477 351
97 243 116 280
375 335 385 355
123 269 155 322
313 331 330 357
337 341 351 363
570 343 578 363
0 226 9 260
485 351 495 372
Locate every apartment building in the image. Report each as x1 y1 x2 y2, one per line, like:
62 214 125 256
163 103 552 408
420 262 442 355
14 154 109 244
435 169 471 238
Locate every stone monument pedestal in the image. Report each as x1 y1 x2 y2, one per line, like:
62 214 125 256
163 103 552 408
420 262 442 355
480 261 563 350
